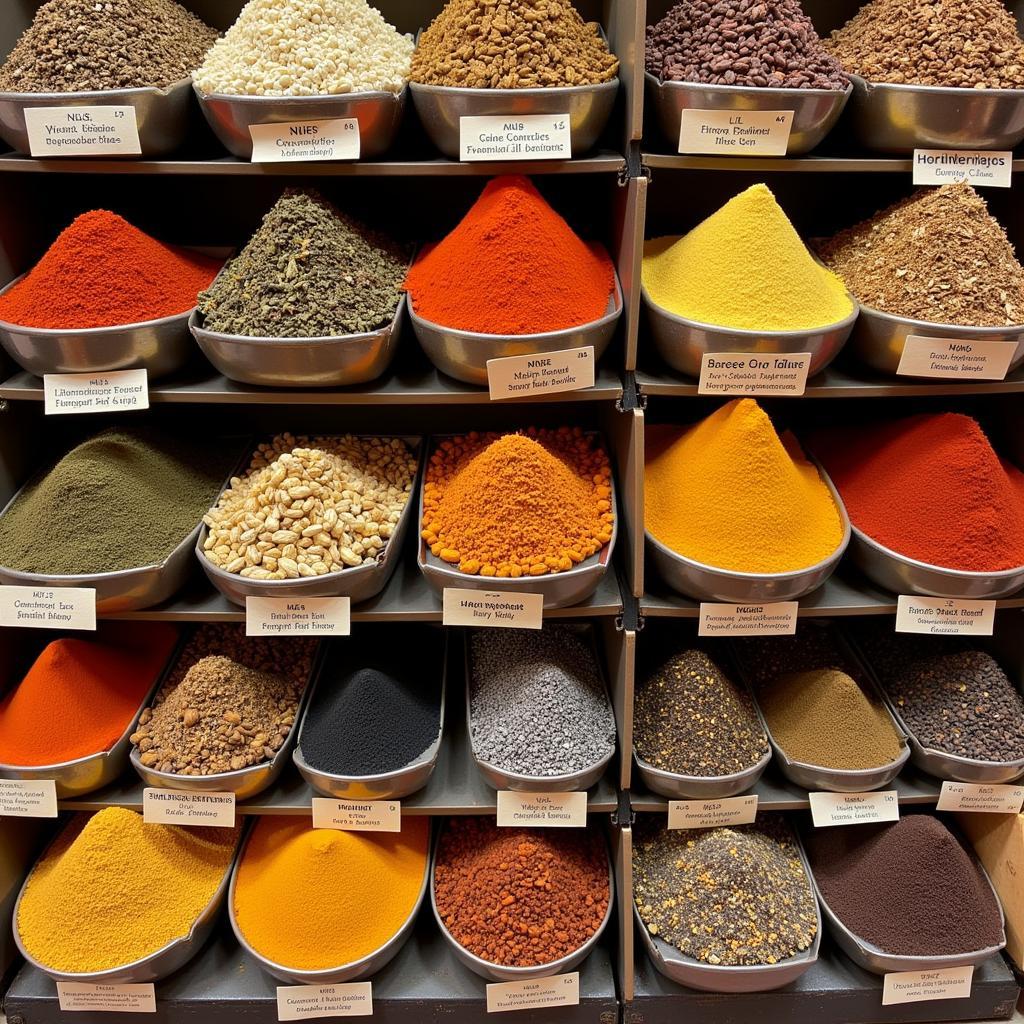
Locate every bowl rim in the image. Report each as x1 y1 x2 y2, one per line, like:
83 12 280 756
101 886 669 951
855 298 1024 336
0 78 192 102
644 69 853 100
192 81 408 104
848 71 1024 98
408 77 620 97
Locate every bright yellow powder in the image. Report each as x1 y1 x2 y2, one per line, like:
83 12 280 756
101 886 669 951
234 817 429 970
642 183 854 331
645 399 844 573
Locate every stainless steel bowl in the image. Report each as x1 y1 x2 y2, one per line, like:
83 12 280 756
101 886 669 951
193 84 407 160
848 73 1024 153
409 277 621 387
645 72 851 155
0 79 193 158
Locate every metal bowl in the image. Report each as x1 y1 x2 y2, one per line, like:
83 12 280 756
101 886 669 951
645 72 851 155
193 84 407 160
848 73 1024 153
409 276 621 387
409 78 618 159
0 79 193 158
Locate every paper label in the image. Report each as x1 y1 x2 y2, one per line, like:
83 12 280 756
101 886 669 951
897 336 1015 380
698 602 798 637
809 790 899 828
442 588 543 629
937 781 1024 813
249 119 360 163
679 108 793 156
44 369 148 415
913 149 1012 188
698 352 811 396
486 974 580 1013
311 798 401 833
277 983 373 1020
496 791 587 828
142 788 235 826
57 983 156 1013
460 114 571 161
896 596 996 636
487 347 595 400
0 585 96 630
0 779 57 818
668 795 758 830
24 106 141 157
246 596 351 636
882 966 973 1006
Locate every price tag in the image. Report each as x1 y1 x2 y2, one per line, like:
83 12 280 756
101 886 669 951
142 788 235 827
311 798 401 833
277 983 372 1020
249 119 360 163
0 585 96 630
698 352 811 396
936 781 1024 814
897 336 1015 380
24 106 141 157
246 596 351 636
668 795 757 830
698 602 798 637
0 779 57 818
895 596 996 636
809 790 899 828
679 108 793 156
497 791 587 828
913 149 1011 188
486 974 580 1013
57 983 156 1013
44 369 148 415
882 966 973 1005
487 347 595 400
460 113 571 161
442 588 543 629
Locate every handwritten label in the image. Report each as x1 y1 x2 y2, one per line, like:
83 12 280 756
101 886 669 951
487 346 595 400
44 369 148 415
913 149 1011 188
0 779 57 818
277 983 372 1020
497 791 587 828
937 781 1024 814
698 352 811 396
680 108 793 156
486 974 580 1014
143 788 236 827
668 795 758 830
809 790 899 828
57 983 156 1013
249 119 360 163
311 798 401 833
896 596 996 636
0 585 96 630
882 967 974 1006
442 588 543 629
460 114 571 161
246 596 351 636
698 602 798 637
897 336 1016 380
24 106 141 157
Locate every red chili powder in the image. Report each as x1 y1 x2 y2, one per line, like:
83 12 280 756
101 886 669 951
812 412 1024 572
0 210 221 329
404 175 615 335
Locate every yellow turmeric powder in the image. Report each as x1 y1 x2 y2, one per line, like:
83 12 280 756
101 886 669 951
233 817 429 970
17 807 239 973
642 183 853 331
421 429 613 577
645 399 843 573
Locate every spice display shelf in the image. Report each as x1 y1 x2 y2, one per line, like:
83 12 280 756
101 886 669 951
642 152 1024 174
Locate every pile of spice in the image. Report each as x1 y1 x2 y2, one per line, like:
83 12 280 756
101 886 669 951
411 0 618 87
469 626 615 779
405 176 615 335
434 818 609 967
17 808 238 973
0 0 217 93
198 190 408 338
203 433 417 581
633 815 817 966
0 625 177 767
0 428 229 576
234 817 429 970
818 183 1024 327
423 429 613 577
806 815 1003 955
737 625 857 683
647 0 848 89
825 0 1024 88
811 412 1024 572
0 211 221 330
193 0 412 97
634 648 768 777
643 184 852 331
645 400 843 574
